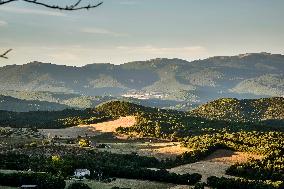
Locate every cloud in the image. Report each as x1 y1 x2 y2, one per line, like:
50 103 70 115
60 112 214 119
0 7 66 17
4 44 207 66
81 27 127 37
0 20 7 27
50 52 80 62
116 45 206 56
119 1 139 5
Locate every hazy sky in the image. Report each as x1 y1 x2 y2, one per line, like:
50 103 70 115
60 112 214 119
0 0 284 66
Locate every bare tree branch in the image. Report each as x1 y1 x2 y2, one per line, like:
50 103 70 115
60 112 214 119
0 1 102 60
0 49 12 59
0 0 103 11
0 0 17 6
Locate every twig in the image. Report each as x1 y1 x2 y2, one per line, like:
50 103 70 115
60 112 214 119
0 49 12 59
0 0 103 11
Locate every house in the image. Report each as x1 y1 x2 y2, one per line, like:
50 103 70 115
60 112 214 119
74 169 91 178
90 140 97 148
20 185 38 189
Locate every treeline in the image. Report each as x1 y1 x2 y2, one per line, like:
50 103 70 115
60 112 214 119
0 109 112 129
96 101 153 117
95 165 201 185
0 151 160 176
182 131 284 155
0 152 201 185
207 176 284 189
0 172 65 189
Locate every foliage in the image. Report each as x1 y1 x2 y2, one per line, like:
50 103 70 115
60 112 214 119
67 182 91 189
0 151 200 185
0 108 112 129
226 151 284 181
0 172 65 189
181 131 284 181
95 165 201 185
79 139 90 148
190 97 284 125
207 176 284 189
193 182 206 189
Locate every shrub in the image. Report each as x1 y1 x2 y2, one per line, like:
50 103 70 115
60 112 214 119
193 182 206 189
207 176 283 189
0 172 65 189
67 182 91 189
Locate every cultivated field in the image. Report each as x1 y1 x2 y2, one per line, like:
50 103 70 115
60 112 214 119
169 149 264 182
39 116 136 138
38 116 191 159
97 141 191 160
203 149 264 164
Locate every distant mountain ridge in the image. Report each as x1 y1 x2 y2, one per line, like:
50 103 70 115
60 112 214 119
0 52 283 103
0 95 68 112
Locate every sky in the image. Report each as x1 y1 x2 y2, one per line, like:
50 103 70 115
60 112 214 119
0 0 284 66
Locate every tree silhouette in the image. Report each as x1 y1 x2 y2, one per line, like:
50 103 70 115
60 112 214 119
0 0 103 11
0 0 103 59
0 49 12 59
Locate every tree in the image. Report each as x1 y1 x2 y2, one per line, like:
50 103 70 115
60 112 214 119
79 139 90 148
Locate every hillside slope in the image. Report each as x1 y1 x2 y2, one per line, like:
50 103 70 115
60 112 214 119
0 95 68 112
190 97 284 123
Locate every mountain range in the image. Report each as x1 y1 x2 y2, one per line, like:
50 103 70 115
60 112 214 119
0 52 283 110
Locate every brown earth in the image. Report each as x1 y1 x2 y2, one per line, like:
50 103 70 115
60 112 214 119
98 142 191 160
169 149 264 182
204 149 264 164
39 116 136 139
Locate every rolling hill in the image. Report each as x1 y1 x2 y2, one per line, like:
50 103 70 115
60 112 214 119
1 98 283 131
190 97 284 124
0 52 283 105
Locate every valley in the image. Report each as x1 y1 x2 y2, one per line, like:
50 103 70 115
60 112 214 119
0 99 283 188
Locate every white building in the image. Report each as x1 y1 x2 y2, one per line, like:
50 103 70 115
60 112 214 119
74 169 91 178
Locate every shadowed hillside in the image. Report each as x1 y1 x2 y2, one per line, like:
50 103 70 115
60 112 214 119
0 95 68 112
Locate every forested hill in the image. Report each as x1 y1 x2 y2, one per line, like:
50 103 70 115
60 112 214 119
1 98 283 131
0 52 283 103
190 97 284 123
0 95 68 112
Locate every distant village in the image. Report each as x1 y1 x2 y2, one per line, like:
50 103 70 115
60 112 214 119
122 91 166 100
